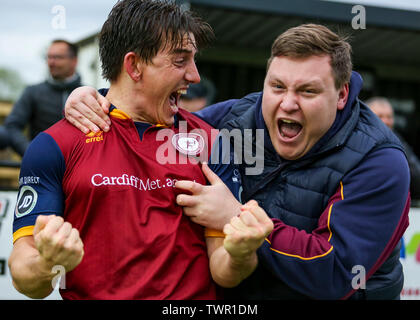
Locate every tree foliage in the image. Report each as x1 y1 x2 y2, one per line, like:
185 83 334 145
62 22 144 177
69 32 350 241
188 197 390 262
0 67 25 102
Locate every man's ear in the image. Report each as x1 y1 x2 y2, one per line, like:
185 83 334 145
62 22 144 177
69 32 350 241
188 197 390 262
123 52 142 82
337 83 349 111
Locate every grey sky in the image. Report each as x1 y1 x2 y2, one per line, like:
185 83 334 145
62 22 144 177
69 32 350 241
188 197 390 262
0 0 419 85
0 0 118 84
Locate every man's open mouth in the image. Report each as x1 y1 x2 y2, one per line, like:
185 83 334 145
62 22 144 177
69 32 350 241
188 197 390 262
169 89 187 108
278 118 302 139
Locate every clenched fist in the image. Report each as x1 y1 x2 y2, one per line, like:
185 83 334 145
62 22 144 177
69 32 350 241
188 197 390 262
223 200 274 260
33 215 84 273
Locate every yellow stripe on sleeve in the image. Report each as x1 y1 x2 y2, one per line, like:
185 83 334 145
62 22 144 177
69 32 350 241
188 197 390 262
13 225 35 243
266 238 334 260
264 182 345 260
265 202 335 260
204 228 225 238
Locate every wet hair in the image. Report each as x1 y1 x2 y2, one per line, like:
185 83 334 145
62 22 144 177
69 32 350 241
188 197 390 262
268 24 352 89
99 0 214 82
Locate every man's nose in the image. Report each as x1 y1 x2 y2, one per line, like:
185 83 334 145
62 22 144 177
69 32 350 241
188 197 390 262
280 92 299 113
185 61 201 84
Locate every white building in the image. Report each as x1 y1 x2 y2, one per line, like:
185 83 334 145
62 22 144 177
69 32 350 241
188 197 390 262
76 33 108 89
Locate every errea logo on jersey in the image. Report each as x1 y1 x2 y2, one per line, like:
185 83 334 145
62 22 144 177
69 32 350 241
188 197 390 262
85 131 104 144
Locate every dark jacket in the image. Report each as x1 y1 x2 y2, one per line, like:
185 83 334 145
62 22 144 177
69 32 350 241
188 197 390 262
394 131 420 200
2 74 82 156
196 72 410 299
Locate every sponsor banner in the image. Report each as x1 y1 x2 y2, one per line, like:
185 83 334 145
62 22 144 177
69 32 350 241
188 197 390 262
401 207 420 300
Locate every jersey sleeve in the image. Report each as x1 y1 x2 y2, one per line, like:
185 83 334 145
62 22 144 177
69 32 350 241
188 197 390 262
12 132 66 243
257 147 410 299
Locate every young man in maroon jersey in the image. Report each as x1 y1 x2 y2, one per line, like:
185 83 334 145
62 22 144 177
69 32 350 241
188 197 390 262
8 0 273 299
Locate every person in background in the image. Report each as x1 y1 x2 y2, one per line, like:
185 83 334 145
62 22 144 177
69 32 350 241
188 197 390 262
179 77 216 112
0 39 81 157
366 96 420 201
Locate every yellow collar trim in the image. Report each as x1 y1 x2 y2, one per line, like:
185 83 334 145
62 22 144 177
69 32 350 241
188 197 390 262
109 109 131 120
109 109 169 127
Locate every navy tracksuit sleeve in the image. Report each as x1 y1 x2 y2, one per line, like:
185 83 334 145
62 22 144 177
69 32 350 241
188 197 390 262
258 147 410 299
194 99 238 129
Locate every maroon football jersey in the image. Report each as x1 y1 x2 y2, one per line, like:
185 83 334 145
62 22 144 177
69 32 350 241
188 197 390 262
37 108 219 299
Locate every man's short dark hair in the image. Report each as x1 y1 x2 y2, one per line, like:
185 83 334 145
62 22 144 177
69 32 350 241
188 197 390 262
99 0 214 82
268 24 352 89
51 39 78 58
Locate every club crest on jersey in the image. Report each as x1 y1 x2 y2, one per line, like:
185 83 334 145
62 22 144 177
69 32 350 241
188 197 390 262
85 131 104 144
15 186 38 218
171 133 205 156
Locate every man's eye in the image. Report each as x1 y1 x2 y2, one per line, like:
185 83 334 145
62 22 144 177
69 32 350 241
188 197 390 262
302 89 318 95
174 59 185 66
